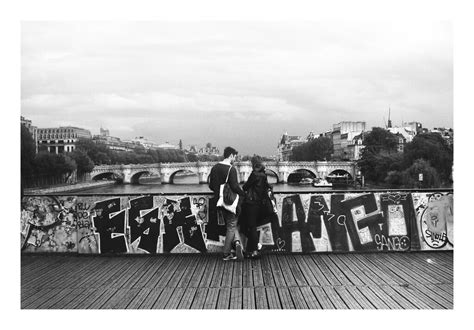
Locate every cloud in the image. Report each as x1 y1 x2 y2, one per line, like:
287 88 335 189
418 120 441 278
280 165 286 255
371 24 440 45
21 21 452 155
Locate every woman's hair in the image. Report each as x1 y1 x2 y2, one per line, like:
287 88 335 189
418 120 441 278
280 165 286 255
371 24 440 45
251 156 265 172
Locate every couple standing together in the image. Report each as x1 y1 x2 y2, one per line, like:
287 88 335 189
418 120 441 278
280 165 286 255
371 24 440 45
209 146 271 261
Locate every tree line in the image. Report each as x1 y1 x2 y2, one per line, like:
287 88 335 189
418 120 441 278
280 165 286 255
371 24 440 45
287 127 452 188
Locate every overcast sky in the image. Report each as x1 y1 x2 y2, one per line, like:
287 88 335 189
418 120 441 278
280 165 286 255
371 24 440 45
21 21 452 156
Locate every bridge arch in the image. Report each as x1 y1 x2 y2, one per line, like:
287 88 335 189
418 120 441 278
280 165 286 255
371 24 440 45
91 171 124 183
265 169 280 184
169 169 199 184
327 169 353 180
287 168 317 183
129 170 161 184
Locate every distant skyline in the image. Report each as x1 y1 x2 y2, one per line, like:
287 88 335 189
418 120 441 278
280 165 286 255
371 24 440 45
21 21 452 156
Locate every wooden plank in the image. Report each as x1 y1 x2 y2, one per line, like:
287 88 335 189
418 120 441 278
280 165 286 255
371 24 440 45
187 255 209 288
109 257 152 289
378 253 441 285
261 256 276 286
42 288 75 309
21 288 51 307
266 287 282 309
337 254 385 286
408 285 452 309
378 285 418 309
288 287 308 309
154 256 187 288
220 260 234 288
390 285 433 309
23 288 63 309
176 256 201 288
46 287 85 309
164 288 185 309
397 253 453 283
87 288 119 309
251 258 264 287
328 254 366 286
199 256 218 288
190 288 208 309
349 286 388 309
321 286 347 309
276 255 298 287
22 257 81 287
231 259 243 288
255 287 268 309
268 255 286 287
73 287 109 309
310 286 334 309
425 283 453 300
203 288 219 309
365 286 403 309
110 288 142 309
299 286 322 309
334 286 364 309
285 255 309 286
128 288 154 309
229 288 243 309
352 254 405 285
146 256 181 288
177 287 197 309
318 254 352 285
129 257 168 289
209 257 225 288
277 287 295 309
297 255 328 286
152 287 175 309
216 288 231 309
242 259 254 288
139 288 164 309
100 288 131 309
310 255 342 286
242 287 255 309
138 288 163 309
60 288 98 309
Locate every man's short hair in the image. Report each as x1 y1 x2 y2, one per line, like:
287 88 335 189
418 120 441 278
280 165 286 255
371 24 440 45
223 146 238 159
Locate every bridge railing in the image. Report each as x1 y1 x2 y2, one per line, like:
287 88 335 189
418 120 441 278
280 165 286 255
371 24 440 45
21 188 452 255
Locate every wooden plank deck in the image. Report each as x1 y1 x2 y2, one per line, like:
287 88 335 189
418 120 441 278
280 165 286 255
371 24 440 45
21 251 453 309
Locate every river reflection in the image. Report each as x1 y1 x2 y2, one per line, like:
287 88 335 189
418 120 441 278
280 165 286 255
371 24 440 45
72 174 346 194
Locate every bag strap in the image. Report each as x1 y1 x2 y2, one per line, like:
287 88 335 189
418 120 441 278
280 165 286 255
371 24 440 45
225 165 232 183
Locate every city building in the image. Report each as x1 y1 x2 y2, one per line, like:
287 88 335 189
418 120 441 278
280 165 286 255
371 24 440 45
131 136 160 150
92 128 136 152
21 116 38 152
331 121 366 160
277 132 307 161
432 127 454 146
157 142 179 150
36 126 92 154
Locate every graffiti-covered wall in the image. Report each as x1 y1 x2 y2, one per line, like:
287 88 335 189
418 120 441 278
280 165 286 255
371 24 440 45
20 191 453 254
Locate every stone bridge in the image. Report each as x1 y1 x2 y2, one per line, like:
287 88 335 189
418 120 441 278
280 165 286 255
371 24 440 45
91 161 358 184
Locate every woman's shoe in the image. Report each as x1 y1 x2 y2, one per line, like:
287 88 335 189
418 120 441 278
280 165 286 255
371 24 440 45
250 251 261 259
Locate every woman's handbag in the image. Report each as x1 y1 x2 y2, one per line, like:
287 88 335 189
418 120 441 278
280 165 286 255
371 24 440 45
216 166 239 214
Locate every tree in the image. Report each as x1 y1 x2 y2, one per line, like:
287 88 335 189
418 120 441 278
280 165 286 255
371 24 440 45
357 128 400 184
34 152 77 180
179 139 183 150
402 133 453 185
401 159 440 188
21 125 36 181
70 150 95 175
290 136 333 161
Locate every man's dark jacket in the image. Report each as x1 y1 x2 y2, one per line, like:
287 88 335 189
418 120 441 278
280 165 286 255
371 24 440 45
208 163 245 200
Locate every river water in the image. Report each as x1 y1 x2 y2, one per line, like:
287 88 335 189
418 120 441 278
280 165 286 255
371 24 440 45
71 174 350 194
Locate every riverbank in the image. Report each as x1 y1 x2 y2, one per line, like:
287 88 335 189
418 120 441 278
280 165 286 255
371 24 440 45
23 180 116 195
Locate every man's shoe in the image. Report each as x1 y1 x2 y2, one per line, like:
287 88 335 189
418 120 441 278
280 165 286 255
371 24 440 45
223 253 237 261
235 241 244 260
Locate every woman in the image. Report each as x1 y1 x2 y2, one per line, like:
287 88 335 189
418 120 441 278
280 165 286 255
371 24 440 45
241 156 271 258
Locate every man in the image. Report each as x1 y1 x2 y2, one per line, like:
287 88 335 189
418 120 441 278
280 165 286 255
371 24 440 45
209 146 245 261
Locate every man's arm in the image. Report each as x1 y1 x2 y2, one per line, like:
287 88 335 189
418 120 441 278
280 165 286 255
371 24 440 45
208 167 215 192
229 167 245 196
